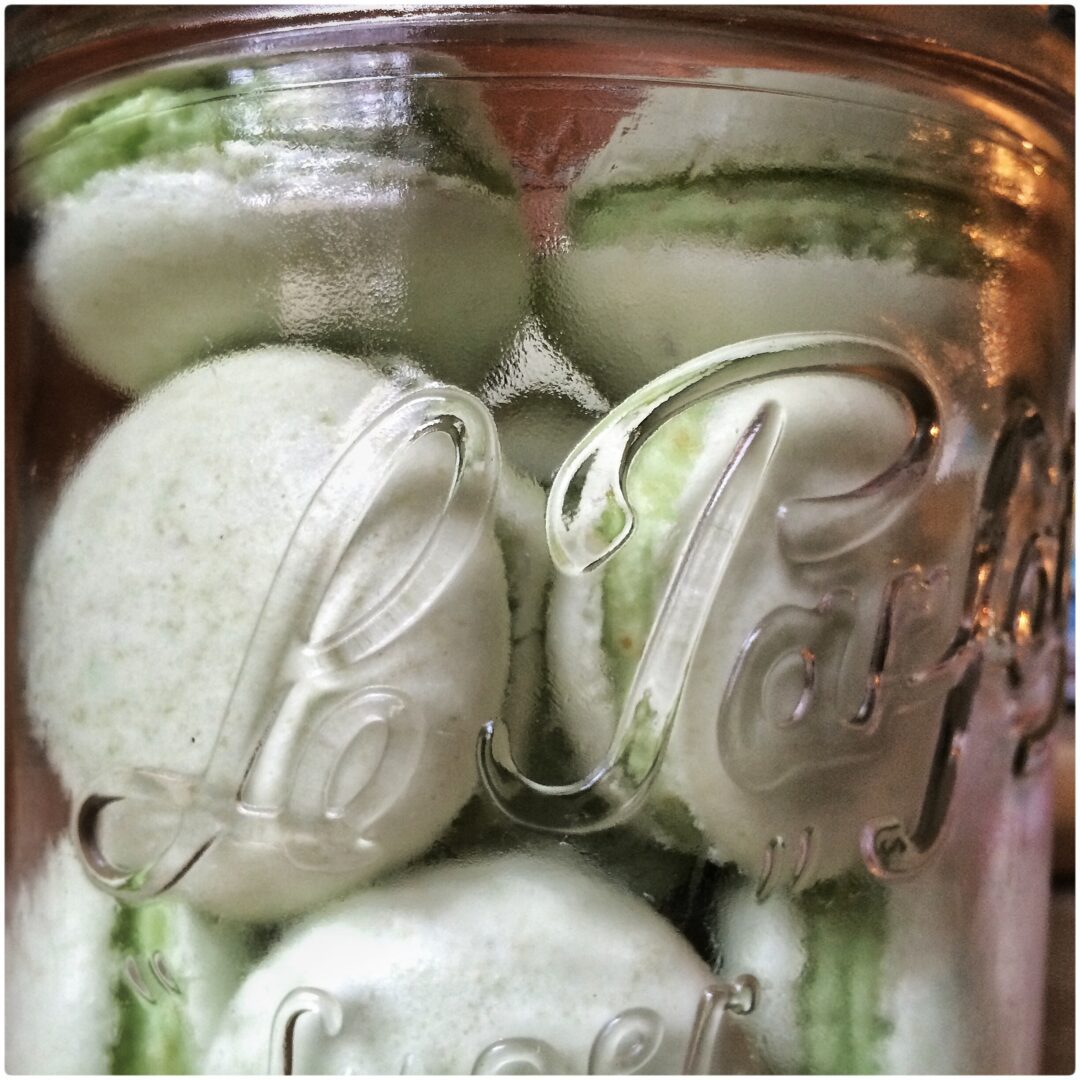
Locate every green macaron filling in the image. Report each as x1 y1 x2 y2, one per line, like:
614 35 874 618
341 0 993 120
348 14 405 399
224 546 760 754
19 60 516 205
566 167 1007 279
108 905 193 1075
19 76 234 203
795 874 893 1074
594 404 713 850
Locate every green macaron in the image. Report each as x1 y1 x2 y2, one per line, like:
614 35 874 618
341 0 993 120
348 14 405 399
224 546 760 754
545 345 976 886
536 74 1005 403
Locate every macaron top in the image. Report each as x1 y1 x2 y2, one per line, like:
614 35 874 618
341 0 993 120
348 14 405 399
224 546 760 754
205 849 715 1075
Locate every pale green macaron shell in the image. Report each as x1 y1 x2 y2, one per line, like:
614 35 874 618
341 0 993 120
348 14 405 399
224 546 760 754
538 74 997 403
204 849 714 1074
6 835 250 1075
23 345 512 921
19 58 529 394
547 370 974 885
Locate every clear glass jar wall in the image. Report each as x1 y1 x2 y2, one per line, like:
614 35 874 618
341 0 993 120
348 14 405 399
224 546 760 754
6 9 1073 1075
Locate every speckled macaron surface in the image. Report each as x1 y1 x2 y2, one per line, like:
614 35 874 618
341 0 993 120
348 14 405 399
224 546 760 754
547 369 974 884
23 345 511 920
205 849 714 1074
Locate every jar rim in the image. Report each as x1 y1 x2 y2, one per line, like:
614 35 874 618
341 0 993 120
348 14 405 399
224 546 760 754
6 4 1074 157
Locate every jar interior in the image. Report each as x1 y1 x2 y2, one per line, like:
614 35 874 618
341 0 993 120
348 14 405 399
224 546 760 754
6 24 1072 1076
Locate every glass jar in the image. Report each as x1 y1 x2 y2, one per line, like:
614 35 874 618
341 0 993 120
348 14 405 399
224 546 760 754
6 7 1073 1075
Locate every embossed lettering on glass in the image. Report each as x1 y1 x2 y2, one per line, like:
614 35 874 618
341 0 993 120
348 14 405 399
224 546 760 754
77 383 501 912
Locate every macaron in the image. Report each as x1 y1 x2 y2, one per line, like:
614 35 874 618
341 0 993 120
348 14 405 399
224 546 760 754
712 870 977 1074
6 835 250 1074
23 345 512 920
19 53 529 394
204 849 715 1074
545 351 976 887
536 74 995 403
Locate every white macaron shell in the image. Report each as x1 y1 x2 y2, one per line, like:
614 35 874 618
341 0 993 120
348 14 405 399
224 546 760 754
543 247 980 403
204 850 714 1074
6 838 118 1074
32 142 527 394
549 371 974 884
23 346 511 919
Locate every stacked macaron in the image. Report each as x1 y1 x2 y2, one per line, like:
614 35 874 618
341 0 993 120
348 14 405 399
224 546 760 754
6 835 251 1074
536 71 997 403
14 56 544 1053
17 52 530 394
